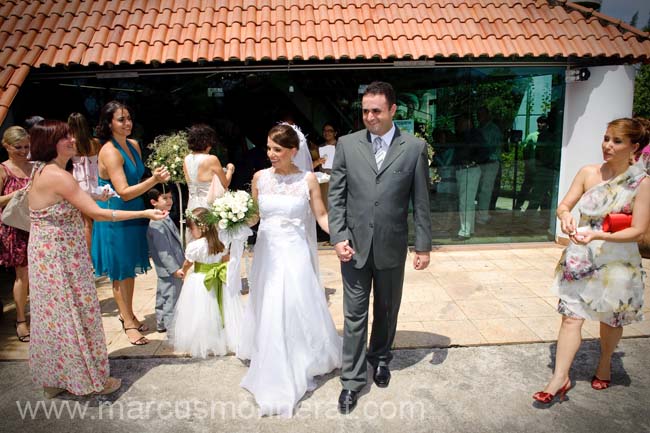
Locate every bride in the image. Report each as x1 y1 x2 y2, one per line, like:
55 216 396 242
238 124 342 418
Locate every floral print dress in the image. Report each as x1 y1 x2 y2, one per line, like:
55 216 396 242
28 189 109 395
0 163 29 267
552 159 648 327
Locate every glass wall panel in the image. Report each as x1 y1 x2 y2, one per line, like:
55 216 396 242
14 65 565 244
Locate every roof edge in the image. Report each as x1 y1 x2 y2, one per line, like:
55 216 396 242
560 0 650 40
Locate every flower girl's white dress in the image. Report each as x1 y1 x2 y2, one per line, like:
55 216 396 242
238 168 342 417
170 238 229 358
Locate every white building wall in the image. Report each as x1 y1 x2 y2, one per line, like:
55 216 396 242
557 65 636 240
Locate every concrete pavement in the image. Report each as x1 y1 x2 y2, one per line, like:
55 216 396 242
0 338 648 432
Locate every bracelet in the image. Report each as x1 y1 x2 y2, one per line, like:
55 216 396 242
111 210 117 222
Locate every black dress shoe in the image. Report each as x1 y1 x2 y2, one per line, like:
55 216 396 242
338 389 358 414
373 366 391 387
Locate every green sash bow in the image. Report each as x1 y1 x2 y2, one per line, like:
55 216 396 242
194 261 227 326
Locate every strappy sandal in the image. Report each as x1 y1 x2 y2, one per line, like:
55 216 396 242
15 320 30 343
118 316 149 332
591 375 611 390
95 377 122 395
124 327 148 346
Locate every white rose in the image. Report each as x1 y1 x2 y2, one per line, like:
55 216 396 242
238 212 245 219
218 220 228 229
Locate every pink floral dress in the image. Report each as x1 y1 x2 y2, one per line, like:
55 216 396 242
0 163 29 267
28 191 109 395
552 159 648 327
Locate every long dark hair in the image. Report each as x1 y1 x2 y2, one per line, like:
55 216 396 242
68 112 98 156
96 101 132 142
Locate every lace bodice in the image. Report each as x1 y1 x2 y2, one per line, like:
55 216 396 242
257 169 311 231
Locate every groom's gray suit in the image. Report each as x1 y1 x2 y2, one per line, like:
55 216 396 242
329 125 432 391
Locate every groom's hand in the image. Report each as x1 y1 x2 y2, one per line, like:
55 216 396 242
335 240 355 262
413 251 430 270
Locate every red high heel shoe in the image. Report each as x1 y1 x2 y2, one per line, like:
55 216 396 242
591 376 611 390
533 379 571 404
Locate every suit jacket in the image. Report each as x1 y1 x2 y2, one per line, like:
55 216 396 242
328 126 432 269
146 217 184 278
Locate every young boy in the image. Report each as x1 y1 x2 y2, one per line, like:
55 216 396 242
146 187 185 333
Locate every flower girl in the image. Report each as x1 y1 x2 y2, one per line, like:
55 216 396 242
170 207 229 358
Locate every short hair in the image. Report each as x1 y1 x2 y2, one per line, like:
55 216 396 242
363 81 396 107
29 120 70 162
187 124 219 152
268 124 299 149
322 121 339 134
2 126 29 147
96 101 132 142
536 115 548 124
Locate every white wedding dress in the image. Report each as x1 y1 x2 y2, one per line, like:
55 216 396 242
238 168 342 418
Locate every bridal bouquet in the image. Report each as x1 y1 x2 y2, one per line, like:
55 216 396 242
212 190 257 232
145 131 189 184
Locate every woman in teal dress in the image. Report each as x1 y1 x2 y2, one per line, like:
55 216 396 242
533 118 650 405
92 101 170 345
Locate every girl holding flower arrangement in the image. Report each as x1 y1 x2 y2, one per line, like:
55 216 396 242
170 207 236 358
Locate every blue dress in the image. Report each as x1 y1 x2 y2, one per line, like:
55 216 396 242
91 138 150 280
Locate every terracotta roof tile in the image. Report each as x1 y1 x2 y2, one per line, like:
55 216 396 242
2 0 650 124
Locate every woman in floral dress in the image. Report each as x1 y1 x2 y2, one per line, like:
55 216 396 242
533 118 650 404
27 120 167 398
0 126 32 342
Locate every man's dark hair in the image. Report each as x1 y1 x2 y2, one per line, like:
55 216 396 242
363 81 396 107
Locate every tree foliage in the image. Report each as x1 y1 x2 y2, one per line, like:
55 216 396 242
632 15 650 118
634 64 650 118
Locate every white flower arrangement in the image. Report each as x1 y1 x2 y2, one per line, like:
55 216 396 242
212 190 258 232
145 131 189 184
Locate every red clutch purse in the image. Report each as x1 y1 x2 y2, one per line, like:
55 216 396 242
602 213 632 232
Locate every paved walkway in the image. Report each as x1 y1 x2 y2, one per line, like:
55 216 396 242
1 243 649 360
1 339 649 432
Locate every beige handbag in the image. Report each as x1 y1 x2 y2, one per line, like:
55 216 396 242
1 165 35 232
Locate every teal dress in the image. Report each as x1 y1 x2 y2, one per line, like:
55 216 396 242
91 138 151 280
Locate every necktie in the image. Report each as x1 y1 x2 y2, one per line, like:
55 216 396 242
373 136 387 169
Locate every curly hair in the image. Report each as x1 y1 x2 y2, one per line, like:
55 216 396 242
187 124 219 152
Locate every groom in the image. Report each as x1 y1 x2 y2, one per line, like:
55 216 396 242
328 81 432 413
